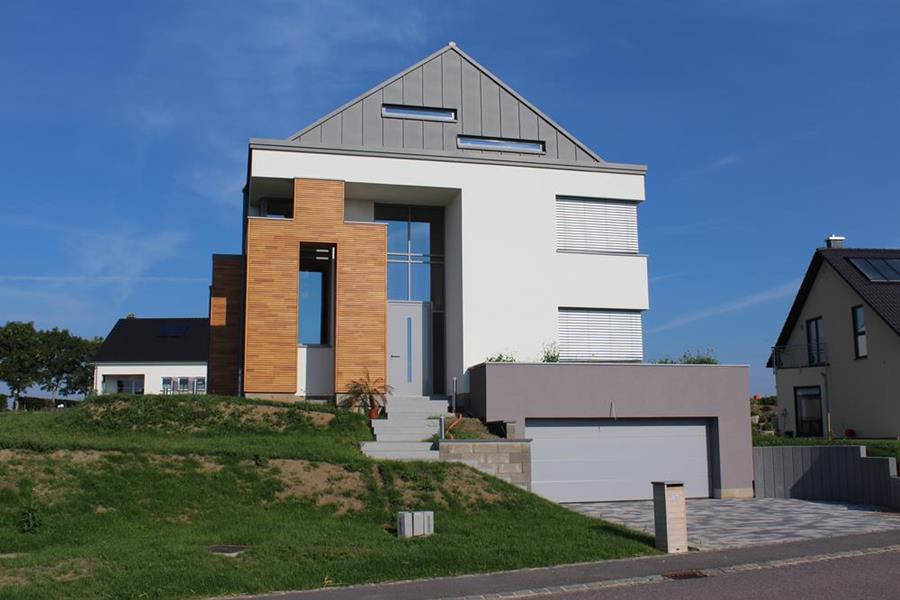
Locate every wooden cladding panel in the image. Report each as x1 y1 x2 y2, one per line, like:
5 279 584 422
208 254 243 396
243 178 386 394
244 220 301 393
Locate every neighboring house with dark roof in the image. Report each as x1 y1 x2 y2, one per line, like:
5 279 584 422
93 317 209 395
769 236 900 438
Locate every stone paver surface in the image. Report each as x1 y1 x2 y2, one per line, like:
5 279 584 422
567 498 900 550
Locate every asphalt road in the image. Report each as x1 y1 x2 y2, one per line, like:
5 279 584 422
557 549 900 599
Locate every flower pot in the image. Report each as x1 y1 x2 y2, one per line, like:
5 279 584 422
368 406 381 419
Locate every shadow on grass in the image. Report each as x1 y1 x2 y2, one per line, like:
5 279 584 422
591 520 656 548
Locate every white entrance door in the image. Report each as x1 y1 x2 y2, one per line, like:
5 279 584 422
526 419 711 502
387 301 432 397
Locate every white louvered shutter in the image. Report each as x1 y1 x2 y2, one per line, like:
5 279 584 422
558 309 643 361
556 197 638 253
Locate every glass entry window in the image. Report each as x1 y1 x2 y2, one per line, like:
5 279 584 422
376 205 445 394
794 386 823 437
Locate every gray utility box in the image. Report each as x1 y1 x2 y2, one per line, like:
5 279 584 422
652 481 688 554
396 511 434 538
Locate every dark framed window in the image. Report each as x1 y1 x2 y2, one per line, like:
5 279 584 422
794 386 823 437
852 305 867 359
298 244 334 345
806 317 825 366
114 376 144 395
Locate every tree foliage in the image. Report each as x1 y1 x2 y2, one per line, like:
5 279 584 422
0 322 103 410
0 321 42 409
657 349 719 365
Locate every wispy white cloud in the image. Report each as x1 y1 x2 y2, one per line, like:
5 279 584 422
709 153 741 168
650 272 683 283
67 229 190 301
182 166 246 207
167 1 430 109
649 280 800 333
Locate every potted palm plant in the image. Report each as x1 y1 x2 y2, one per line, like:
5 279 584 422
344 370 391 419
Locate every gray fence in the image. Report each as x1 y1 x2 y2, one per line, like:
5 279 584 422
753 445 900 510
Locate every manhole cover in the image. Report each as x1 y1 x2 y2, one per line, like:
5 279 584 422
662 570 707 580
207 545 248 558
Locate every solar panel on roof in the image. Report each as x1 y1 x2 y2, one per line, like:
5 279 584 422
848 257 900 282
158 323 189 337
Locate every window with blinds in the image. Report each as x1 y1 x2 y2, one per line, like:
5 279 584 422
556 197 638 254
558 308 643 362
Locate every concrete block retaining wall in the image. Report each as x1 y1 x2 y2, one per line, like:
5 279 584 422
753 445 900 510
438 440 531 491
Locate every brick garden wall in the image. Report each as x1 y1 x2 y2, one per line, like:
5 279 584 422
438 440 531 491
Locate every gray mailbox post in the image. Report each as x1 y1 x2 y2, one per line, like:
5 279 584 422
652 481 688 554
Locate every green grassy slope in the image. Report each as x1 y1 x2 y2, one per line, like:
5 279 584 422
0 395 655 599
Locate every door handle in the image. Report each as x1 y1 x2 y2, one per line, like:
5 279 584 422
390 354 401 358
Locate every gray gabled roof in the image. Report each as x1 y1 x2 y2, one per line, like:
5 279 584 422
285 43 608 167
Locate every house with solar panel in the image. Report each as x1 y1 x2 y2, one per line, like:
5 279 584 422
769 235 900 439
93 316 209 395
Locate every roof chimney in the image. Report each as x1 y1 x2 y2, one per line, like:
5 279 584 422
825 235 845 249
125 312 136 319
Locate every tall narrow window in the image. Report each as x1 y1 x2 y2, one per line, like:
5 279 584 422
852 305 867 359
806 317 825 366
375 205 445 394
298 245 333 345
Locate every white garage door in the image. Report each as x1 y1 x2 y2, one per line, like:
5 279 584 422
526 419 711 502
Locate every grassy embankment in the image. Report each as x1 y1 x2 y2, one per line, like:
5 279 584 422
0 395 655 599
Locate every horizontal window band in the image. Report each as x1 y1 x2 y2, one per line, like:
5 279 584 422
457 135 545 154
382 104 457 122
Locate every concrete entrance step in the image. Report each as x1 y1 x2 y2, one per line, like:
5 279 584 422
372 420 439 433
360 441 439 461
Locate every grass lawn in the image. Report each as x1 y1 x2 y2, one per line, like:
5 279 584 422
0 395 655 599
753 432 900 463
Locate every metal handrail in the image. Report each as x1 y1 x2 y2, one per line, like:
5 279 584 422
771 343 828 369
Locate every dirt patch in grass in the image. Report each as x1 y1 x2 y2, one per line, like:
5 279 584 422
164 507 199 525
0 558 93 589
269 459 366 515
0 450 109 503
220 403 336 430
392 464 506 510
447 417 499 440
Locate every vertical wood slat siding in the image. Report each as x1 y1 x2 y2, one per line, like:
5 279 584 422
243 179 386 394
558 309 643 362
556 197 639 254
208 254 243 396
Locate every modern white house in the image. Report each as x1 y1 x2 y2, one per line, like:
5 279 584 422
93 317 208 396
206 43 753 502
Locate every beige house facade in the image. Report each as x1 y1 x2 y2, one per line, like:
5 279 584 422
770 237 900 439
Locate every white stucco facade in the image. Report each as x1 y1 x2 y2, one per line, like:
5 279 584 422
252 149 649 393
94 363 207 395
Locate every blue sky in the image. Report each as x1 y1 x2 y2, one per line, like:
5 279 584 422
2 0 898 395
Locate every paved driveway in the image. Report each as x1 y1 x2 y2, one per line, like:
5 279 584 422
567 498 900 550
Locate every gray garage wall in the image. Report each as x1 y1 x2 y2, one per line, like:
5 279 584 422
467 362 752 500
753 446 900 510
